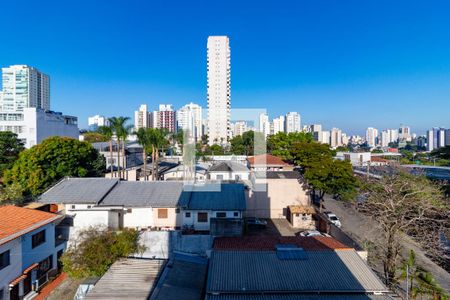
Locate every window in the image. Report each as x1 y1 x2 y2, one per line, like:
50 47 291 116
175 208 180 213
197 212 208 223
158 209 168 219
216 175 223 180
185 212 191 218
87 205 92 209
0 250 10 270
233 212 239 217
216 212 226 218
71 205 75 209
32 230 46 248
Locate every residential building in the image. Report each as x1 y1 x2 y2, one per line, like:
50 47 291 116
258 113 270 137
208 236 390 299
272 116 285 135
437 127 446 148
134 104 150 130
285 112 301 133
247 171 310 219
330 127 342 148
446 129 450 146
207 36 231 145
92 141 144 172
0 205 66 300
0 108 78 148
399 124 411 142
427 129 434 152
176 102 202 142
310 124 322 142
247 154 293 171
88 114 109 131
365 127 378 148
0 65 50 112
0 66 78 148
233 121 247 137
156 104 176 132
337 152 371 166
320 130 330 144
39 178 246 233
380 129 399 147
207 161 250 181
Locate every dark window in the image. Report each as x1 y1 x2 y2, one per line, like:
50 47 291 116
158 209 168 219
185 212 191 218
87 205 92 209
0 250 10 270
32 230 46 248
175 208 180 213
233 212 239 217
216 212 226 218
71 205 75 209
0 288 4 300
197 212 208 223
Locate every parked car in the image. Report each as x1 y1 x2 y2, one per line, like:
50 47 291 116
299 230 330 237
324 212 342 228
245 217 268 228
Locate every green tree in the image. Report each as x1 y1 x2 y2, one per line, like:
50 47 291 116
4 137 105 196
82 132 109 143
360 172 448 286
0 131 25 178
0 183 24 205
97 125 115 176
230 131 265 155
147 128 169 180
398 250 449 299
135 128 153 181
61 227 146 279
267 132 314 160
108 117 132 178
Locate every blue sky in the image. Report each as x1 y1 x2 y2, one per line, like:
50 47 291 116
1 0 449 135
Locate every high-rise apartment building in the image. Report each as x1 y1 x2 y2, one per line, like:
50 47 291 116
398 124 411 142
272 116 285 135
321 131 331 145
310 124 322 142
0 65 78 148
365 127 378 148
259 113 271 137
330 128 342 148
0 65 50 112
380 129 399 147
207 36 231 145
285 112 301 133
427 129 434 152
233 121 247 137
88 115 109 131
176 102 203 142
134 104 150 130
437 128 446 148
446 129 450 146
157 104 176 132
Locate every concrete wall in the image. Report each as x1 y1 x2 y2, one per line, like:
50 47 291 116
123 208 153 228
152 207 180 228
0 239 22 300
139 231 213 259
208 171 250 181
71 209 111 229
182 210 241 231
247 179 310 219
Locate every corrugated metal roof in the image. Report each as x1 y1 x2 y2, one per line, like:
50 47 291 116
180 183 246 211
100 181 184 207
207 250 388 294
85 258 165 300
206 295 393 300
209 161 250 172
39 178 119 204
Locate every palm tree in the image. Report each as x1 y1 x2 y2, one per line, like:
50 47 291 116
397 250 449 299
148 128 169 180
135 128 152 181
108 117 131 179
97 125 114 177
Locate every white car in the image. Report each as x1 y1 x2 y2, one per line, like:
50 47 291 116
299 230 330 237
325 212 342 228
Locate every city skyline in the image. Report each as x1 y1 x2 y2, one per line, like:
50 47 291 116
1 1 450 135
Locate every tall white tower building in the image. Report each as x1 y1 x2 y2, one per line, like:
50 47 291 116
134 104 150 130
259 113 271 137
365 127 379 148
207 36 231 145
176 102 203 142
285 112 301 133
0 65 50 112
272 116 285 135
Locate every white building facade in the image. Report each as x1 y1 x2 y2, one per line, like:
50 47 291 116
365 127 378 148
207 36 231 145
272 116 285 135
0 65 50 112
134 104 150 130
285 112 301 133
259 113 271 137
176 102 203 142
88 115 109 131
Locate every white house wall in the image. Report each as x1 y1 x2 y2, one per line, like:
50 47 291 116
123 208 153 228
182 210 241 231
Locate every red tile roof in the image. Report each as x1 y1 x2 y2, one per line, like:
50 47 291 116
214 236 350 251
247 154 290 166
0 205 62 245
